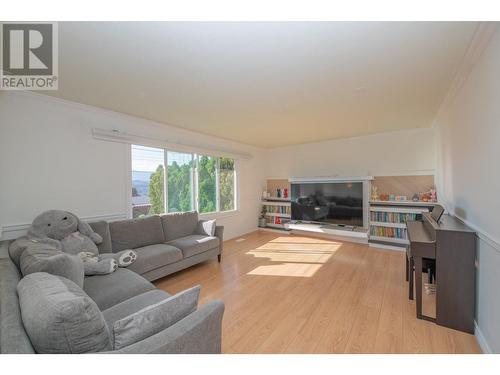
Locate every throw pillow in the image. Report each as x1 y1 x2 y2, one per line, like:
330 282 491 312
112 285 201 350
17 272 112 353
197 219 216 237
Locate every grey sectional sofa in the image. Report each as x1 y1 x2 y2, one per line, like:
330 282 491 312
0 211 225 354
92 211 224 281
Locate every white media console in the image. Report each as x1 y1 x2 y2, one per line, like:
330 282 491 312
260 176 373 243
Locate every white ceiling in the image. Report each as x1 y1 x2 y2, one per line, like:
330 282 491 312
45 22 477 148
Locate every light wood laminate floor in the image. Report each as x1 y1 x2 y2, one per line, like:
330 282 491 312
155 231 481 354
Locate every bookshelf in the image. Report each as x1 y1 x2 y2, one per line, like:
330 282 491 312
260 179 292 232
369 200 436 249
261 199 291 230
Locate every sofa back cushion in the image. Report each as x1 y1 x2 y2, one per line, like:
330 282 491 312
161 211 199 242
89 221 112 253
20 244 84 288
109 216 165 252
111 285 200 350
17 272 112 354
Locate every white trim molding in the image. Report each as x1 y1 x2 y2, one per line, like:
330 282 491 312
456 215 500 255
289 175 374 183
475 320 493 354
436 197 500 254
93 128 253 161
0 213 128 241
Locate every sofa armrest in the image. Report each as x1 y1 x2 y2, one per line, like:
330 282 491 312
214 225 224 253
107 300 225 354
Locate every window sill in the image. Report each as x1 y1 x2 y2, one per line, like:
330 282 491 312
199 210 240 220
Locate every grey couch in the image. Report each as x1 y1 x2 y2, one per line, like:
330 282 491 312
0 211 225 354
91 211 224 282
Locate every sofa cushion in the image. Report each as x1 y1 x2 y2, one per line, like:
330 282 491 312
83 268 155 310
168 235 219 258
18 272 112 353
161 211 199 241
198 219 216 236
127 244 183 275
102 289 171 328
0 256 35 354
89 220 112 254
109 216 165 252
111 285 200 350
8 237 48 270
20 243 84 288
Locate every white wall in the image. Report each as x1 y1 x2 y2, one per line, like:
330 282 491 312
435 28 500 353
265 127 436 179
0 92 265 241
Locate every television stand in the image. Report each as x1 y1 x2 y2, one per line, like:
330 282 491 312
287 222 368 244
320 224 355 231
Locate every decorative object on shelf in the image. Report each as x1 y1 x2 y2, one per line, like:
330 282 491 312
389 194 395 201
276 188 281 198
283 188 288 198
371 185 379 201
259 206 267 227
412 193 419 202
429 188 437 202
379 194 389 201
262 191 268 199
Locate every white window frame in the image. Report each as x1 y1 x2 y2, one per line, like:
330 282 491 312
130 144 239 219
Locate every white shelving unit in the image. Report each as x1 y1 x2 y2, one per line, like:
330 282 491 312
263 197 291 202
260 199 291 231
369 200 438 207
370 206 429 214
369 235 410 245
265 212 291 218
261 200 291 206
369 201 435 250
370 221 407 228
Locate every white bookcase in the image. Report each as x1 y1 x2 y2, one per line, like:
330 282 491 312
261 199 292 231
368 200 436 249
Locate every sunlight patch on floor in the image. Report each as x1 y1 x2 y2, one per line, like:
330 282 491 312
245 236 343 276
247 263 322 278
256 243 338 252
247 249 337 264
268 236 342 245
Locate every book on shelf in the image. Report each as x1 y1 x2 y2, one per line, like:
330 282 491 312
370 225 407 239
370 211 418 223
262 204 291 215
266 216 291 226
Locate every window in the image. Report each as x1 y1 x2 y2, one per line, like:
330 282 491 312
131 145 237 217
219 157 235 212
197 155 217 213
131 145 165 218
167 151 194 213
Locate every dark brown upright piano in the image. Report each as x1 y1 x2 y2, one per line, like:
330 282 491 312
406 212 476 333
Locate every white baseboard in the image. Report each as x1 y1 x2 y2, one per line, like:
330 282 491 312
0 213 128 241
475 320 493 354
368 242 406 252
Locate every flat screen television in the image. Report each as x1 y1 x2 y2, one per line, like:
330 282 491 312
291 182 363 226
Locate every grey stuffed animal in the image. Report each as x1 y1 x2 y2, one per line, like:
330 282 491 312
26 210 137 276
